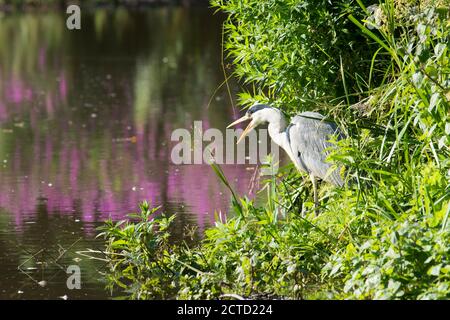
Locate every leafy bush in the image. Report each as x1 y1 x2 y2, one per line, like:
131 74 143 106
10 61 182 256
325 164 450 299
99 202 179 299
212 0 381 110
327 215 450 299
100 176 339 299
322 2 450 300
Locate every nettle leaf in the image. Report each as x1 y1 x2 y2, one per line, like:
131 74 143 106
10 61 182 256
286 263 297 274
412 72 424 87
416 23 428 42
445 123 450 135
434 43 446 59
428 264 442 276
329 262 342 277
387 279 401 292
385 247 399 259
428 93 441 111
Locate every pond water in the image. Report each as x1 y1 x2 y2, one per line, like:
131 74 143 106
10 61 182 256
0 7 257 299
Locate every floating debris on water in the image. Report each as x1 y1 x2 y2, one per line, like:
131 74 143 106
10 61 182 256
112 136 137 143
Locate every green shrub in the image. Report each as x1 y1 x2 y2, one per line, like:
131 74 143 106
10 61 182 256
327 215 450 299
325 163 450 299
99 177 339 299
99 202 180 299
211 0 381 110
322 3 450 299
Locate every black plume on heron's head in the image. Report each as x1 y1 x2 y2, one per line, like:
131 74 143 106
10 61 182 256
246 103 272 116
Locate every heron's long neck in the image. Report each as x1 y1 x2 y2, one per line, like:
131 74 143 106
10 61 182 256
267 110 288 148
266 110 298 169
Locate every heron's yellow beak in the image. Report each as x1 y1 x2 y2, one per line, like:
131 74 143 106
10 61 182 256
237 121 257 144
227 115 250 129
227 115 256 144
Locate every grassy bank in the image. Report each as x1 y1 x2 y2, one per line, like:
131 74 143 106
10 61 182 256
100 0 450 299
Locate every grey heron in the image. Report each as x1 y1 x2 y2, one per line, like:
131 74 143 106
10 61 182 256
227 103 344 214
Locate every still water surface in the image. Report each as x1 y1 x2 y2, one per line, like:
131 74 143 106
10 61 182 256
0 8 256 299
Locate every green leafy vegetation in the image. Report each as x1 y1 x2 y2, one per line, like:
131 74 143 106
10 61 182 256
212 0 381 109
100 0 450 299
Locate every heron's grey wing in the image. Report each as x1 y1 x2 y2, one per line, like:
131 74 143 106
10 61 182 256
288 112 344 187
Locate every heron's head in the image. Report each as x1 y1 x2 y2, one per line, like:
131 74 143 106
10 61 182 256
227 103 274 144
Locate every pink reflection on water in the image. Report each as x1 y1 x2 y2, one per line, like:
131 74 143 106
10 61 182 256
0 20 256 236
6 77 32 104
0 105 256 234
59 72 67 101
